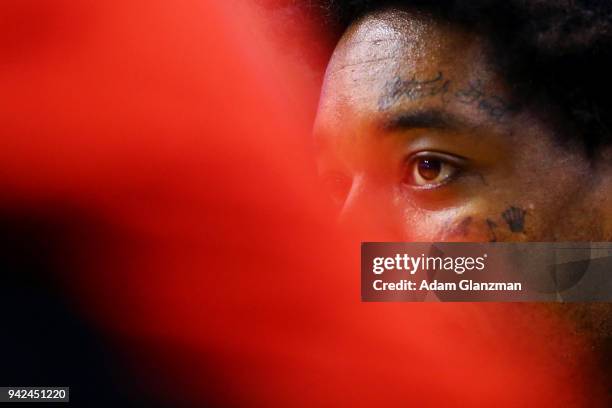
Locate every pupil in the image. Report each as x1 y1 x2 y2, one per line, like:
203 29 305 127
417 159 441 180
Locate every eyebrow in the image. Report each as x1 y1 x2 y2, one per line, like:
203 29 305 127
380 109 470 132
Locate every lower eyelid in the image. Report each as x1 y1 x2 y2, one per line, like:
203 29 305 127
409 171 459 190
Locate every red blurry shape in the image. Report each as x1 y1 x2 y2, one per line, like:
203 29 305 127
0 1 608 407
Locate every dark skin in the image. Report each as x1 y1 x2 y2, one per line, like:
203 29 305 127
314 7 612 367
314 8 612 242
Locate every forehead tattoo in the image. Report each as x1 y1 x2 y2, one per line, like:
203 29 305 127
378 71 516 122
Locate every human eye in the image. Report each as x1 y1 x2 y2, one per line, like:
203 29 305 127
401 151 466 189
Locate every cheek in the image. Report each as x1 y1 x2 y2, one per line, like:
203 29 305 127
519 199 605 241
399 202 546 242
405 205 577 243
399 207 496 242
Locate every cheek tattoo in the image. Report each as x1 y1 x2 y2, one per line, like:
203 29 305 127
502 206 527 233
445 216 473 237
486 219 498 242
486 207 526 242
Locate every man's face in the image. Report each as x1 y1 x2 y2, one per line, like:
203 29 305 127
314 8 607 242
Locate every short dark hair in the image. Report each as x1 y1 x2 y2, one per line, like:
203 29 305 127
318 0 612 154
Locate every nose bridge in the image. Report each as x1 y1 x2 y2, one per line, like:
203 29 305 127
339 174 402 241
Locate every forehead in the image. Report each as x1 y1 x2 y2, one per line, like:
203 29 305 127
317 9 501 125
329 9 466 76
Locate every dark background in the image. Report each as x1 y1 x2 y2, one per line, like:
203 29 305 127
0 212 166 407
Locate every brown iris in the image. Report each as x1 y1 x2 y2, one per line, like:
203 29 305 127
417 158 442 180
